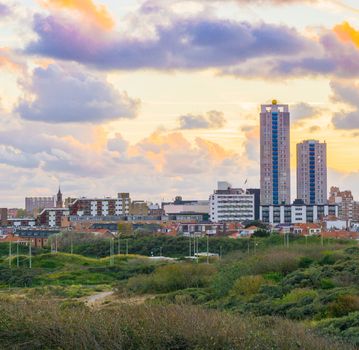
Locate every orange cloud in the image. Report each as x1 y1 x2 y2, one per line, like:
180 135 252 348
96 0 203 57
334 22 359 48
41 0 114 30
0 48 22 72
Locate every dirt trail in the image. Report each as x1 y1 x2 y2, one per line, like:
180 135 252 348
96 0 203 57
86 291 114 306
85 291 156 308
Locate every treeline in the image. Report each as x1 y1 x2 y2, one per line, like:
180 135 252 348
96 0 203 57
57 233 332 258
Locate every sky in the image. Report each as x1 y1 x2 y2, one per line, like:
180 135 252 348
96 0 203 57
0 0 358 207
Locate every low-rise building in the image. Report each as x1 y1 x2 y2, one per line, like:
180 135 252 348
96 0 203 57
210 182 255 223
291 223 322 236
162 196 209 216
260 199 338 225
70 193 131 217
8 218 36 228
37 208 70 228
130 201 149 216
16 228 61 247
323 216 348 230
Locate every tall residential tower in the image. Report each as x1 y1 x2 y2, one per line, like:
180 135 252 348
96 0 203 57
260 101 291 205
297 140 327 205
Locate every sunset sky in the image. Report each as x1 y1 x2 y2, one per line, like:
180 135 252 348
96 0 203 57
0 0 358 207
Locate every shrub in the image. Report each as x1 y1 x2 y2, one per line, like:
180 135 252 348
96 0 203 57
316 311 359 346
230 275 267 299
126 263 216 294
299 257 314 268
281 288 318 304
320 278 336 290
328 295 359 317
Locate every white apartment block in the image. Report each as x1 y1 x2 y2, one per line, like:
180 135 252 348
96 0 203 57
210 182 255 222
260 202 338 225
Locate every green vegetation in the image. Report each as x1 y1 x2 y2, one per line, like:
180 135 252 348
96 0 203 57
119 244 359 346
0 251 160 288
56 233 346 258
125 263 216 294
0 299 353 350
0 238 358 348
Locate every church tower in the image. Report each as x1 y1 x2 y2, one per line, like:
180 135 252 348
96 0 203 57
56 187 63 208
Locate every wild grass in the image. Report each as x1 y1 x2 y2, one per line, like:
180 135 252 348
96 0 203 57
0 298 354 350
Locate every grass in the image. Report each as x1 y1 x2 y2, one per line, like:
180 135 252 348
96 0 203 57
0 252 160 289
0 299 354 350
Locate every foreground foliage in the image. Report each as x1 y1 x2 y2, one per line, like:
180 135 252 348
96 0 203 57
121 245 359 346
0 299 353 350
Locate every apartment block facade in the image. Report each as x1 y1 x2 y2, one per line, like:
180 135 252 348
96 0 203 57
69 193 131 217
328 187 358 220
260 101 291 205
210 182 255 223
297 140 327 205
25 197 55 215
260 201 338 225
37 208 70 227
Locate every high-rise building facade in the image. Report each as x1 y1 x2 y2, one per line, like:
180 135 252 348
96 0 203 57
260 101 291 205
297 140 327 205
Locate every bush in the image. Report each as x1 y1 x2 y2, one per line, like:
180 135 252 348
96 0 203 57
328 295 359 317
281 288 318 304
230 275 267 299
126 263 216 294
211 249 301 298
317 311 359 346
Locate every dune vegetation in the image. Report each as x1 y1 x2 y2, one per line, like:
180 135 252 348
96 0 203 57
0 238 358 349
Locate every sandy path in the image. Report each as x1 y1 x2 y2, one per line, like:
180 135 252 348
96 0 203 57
86 291 114 306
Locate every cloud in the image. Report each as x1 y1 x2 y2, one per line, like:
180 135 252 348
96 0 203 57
107 133 129 153
241 125 260 162
133 130 239 175
222 28 359 78
197 0 318 3
0 145 39 168
16 63 140 123
178 110 226 129
27 13 312 70
0 116 261 206
26 3 359 80
290 102 322 121
0 3 11 17
40 0 114 29
334 22 359 49
0 48 23 72
308 125 321 133
331 80 359 129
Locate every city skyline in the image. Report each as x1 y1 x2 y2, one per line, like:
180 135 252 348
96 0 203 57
0 0 359 207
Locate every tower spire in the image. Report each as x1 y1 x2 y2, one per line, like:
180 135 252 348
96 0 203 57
56 186 63 208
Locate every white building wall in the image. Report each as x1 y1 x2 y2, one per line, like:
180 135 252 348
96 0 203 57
91 201 97 217
210 193 254 222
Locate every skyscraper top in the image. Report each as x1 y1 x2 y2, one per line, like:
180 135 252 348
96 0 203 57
261 103 289 113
